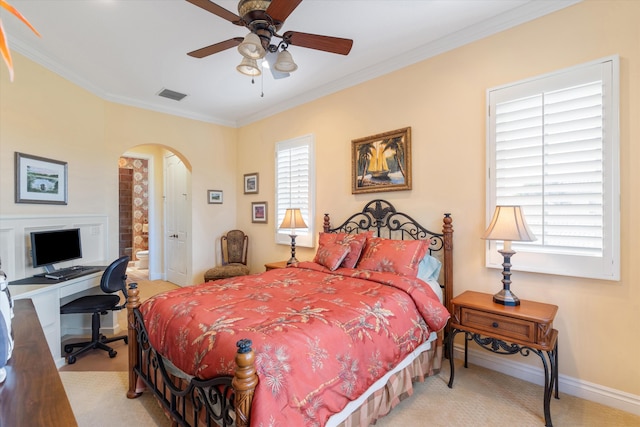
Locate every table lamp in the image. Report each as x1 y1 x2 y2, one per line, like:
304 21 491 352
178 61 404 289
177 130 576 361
279 208 307 265
481 205 536 306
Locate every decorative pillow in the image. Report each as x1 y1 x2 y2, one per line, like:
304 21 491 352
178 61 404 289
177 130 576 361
313 241 351 271
356 237 429 277
316 231 372 269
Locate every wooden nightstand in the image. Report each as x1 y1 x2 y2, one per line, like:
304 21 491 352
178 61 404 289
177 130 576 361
264 261 289 271
447 291 559 427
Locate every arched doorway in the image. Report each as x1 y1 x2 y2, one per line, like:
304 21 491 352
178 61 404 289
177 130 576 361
118 145 192 286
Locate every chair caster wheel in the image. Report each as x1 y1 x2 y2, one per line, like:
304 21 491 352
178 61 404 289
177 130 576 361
68 356 76 364
109 350 117 358
64 345 73 353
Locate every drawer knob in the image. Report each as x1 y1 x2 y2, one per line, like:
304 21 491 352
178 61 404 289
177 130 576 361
492 322 499 328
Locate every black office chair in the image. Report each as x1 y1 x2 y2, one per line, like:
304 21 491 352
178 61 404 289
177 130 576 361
60 255 132 364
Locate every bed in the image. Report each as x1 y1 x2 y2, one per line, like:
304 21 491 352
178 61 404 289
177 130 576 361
126 199 454 426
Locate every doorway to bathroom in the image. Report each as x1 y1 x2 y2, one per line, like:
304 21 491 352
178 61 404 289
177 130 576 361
117 146 192 286
118 154 151 277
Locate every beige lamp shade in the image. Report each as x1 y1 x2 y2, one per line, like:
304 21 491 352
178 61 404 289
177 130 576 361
274 49 298 73
482 205 535 306
236 57 261 76
482 205 536 244
279 208 307 230
238 33 265 59
280 208 307 265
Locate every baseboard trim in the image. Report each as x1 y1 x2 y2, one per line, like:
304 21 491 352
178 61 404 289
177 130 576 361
452 344 640 416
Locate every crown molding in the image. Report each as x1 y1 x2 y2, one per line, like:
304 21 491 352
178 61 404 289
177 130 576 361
9 1 582 128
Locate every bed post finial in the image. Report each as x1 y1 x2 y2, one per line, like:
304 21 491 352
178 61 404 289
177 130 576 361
126 283 141 399
442 213 454 318
233 339 258 427
323 213 330 232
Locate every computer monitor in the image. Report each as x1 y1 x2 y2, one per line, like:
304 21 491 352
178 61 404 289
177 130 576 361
30 228 82 273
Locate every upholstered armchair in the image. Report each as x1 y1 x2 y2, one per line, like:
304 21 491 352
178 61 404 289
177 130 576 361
204 230 250 282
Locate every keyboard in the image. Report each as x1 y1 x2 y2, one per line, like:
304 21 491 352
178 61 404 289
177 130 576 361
44 266 102 281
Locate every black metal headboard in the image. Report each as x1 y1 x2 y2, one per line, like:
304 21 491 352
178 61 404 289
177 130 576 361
323 199 450 255
323 199 454 314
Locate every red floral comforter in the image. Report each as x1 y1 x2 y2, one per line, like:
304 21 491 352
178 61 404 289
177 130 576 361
140 262 450 427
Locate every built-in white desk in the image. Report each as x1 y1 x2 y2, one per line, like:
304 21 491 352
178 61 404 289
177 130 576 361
8 268 122 368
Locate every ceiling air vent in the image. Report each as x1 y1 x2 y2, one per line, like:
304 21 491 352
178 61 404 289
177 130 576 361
157 88 187 101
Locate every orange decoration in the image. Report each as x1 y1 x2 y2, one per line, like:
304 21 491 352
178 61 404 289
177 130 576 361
1 0 40 81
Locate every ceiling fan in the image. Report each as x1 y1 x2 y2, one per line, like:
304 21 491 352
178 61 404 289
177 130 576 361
186 0 353 78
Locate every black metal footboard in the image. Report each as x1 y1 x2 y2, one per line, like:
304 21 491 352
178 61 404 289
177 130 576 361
131 308 238 426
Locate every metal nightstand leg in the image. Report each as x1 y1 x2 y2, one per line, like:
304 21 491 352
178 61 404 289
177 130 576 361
541 340 560 427
447 328 560 427
447 329 456 388
447 328 463 388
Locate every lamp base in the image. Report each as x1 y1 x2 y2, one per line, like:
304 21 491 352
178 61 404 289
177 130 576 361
494 247 520 306
287 234 298 265
493 288 520 306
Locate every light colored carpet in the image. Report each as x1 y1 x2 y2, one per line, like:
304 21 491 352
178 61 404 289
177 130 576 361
60 370 171 426
375 362 640 427
58 274 640 426
60 361 640 427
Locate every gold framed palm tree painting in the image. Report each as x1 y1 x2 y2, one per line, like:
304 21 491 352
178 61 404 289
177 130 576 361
352 127 412 194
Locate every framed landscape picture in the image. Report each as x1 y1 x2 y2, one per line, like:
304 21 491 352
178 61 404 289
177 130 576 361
244 172 259 194
207 190 223 204
251 201 267 223
15 152 68 204
351 127 412 194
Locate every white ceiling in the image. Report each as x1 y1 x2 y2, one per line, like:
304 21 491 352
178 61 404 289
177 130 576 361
4 0 580 127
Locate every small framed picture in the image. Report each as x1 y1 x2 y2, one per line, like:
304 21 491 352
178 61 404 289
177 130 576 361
207 190 223 204
251 201 268 223
244 172 259 194
15 152 68 204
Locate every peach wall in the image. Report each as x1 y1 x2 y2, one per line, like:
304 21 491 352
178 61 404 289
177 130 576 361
237 0 640 396
0 53 107 215
1 0 638 403
103 103 238 282
1 54 239 284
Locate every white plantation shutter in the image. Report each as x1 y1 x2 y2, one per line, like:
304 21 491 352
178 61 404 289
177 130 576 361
487 56 619 280
275 135 315 247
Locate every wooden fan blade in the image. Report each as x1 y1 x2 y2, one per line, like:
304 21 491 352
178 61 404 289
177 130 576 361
283 31 353 55
186 0 242 25
187 38 244 58
266 0 303 24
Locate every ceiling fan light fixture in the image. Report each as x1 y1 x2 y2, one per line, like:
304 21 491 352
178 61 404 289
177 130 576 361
238 32 266 59
236 57 261 77
274 49 298 73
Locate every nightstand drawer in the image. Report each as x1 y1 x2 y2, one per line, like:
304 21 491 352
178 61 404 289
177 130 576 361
448 291 559 427
460 308 536 343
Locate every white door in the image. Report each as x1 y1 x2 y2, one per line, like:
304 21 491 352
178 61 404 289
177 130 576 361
164 154 190 286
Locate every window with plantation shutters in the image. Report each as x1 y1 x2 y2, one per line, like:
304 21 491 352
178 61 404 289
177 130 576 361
275 135 316 247
486 56 619 280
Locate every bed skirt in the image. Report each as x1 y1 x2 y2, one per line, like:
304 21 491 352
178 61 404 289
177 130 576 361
137 331 443 427
331 332 443 427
